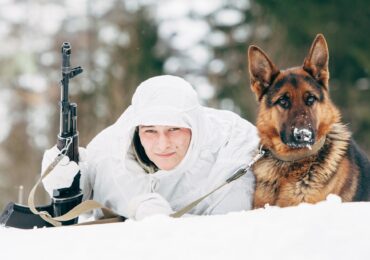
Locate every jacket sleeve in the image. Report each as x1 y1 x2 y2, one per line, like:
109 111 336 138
127 193 174 220
79 151 94 201
204 113 259 215
207 172 255 214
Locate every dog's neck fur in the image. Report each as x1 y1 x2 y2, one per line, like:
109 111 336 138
269 137 326 162
265 123 351 163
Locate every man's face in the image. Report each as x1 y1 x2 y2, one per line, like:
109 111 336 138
138 125 192 171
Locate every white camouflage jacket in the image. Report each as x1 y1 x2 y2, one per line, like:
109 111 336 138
81 75 259 219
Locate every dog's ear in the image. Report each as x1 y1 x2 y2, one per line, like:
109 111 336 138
248 45 279 101
303 34 329 89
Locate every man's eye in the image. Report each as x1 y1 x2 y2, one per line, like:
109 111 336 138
169 128 180 132
144 129 156 134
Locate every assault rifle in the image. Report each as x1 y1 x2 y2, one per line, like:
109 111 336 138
0 42 83 229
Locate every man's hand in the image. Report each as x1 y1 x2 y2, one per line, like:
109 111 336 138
41 145 86 197
128 193 174 220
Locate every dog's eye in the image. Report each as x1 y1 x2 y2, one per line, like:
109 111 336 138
306 95 316 106
277 97 290 109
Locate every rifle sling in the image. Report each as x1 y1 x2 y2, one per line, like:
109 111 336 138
171 148 266 218
29 147 265 226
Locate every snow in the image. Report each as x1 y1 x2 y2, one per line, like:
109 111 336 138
29 3 66 35
0 90 11 143
155 0 191 19
18 73 47 93
185 75 215 101
232 24 252 43
82 0 112 17
207 30 229 47
159 18 210 51
1 195 370 259
0 3 27 23
98 25 123 45
152 0 254 103
209 59 226 74
213 8 245 27
185 45 213 67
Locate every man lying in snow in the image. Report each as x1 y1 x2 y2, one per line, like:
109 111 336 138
41 75 259 221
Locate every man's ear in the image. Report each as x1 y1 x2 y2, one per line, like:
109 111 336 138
303 34 329 89
248 45 279 101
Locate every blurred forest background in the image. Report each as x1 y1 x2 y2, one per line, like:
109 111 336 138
0 0 369 210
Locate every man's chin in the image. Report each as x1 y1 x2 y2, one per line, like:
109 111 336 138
153 160 178 171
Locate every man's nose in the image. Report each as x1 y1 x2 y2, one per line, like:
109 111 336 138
157 134 171 151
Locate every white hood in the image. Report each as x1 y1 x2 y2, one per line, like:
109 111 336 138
104 75 204 175
132 75 199 127
84 75 259 218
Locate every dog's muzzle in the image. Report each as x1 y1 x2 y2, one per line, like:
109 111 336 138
283 127 315 149
293 127 313 143
293 127 315 147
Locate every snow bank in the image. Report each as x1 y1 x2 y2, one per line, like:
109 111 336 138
1 196 370 260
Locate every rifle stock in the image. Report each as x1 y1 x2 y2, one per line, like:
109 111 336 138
0 203 53 229
0 42 83 229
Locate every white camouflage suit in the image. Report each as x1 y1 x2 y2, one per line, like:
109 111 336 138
43 75 259 220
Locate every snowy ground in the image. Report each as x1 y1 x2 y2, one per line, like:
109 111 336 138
1 195 370 260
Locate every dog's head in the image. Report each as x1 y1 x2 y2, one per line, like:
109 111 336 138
248 34 341 156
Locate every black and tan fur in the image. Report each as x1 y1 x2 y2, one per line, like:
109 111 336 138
248 34 370 208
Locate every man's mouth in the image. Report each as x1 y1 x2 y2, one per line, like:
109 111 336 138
155 152 176 157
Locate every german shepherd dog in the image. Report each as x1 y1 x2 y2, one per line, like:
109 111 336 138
248 34 370 208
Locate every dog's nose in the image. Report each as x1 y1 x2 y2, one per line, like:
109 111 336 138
293 128 313 143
